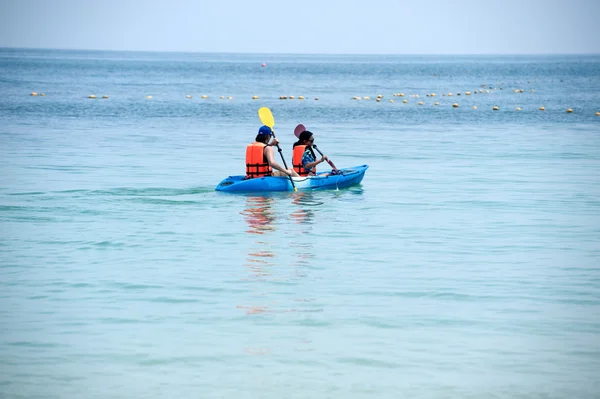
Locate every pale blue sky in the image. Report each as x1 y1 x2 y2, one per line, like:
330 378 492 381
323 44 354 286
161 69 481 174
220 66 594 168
1 0 598 54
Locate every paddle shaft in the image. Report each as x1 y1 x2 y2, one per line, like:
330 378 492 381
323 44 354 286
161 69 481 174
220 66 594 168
271 132 297 191
258 107 297 191
312 144 339 173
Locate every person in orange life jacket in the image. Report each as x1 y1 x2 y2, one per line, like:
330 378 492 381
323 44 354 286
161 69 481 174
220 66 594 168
246 125 299 179
292 130 328 176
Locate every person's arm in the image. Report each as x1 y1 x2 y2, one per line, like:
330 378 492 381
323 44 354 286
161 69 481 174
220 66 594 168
303 155 328 172
264 146 292 176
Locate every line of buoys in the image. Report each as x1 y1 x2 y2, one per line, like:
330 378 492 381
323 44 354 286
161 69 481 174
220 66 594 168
24 89 598 116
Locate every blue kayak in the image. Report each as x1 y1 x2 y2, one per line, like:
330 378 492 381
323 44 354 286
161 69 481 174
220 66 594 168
215 165 369 192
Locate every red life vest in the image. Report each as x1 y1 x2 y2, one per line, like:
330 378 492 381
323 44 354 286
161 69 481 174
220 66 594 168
246 142 272 178
292 145 314 176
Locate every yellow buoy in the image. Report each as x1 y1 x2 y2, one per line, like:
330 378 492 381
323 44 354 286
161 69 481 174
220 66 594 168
514 89 520 93
418 101 423 105
516 107 521 111
448 93 453 96
252 95 259 99
431 93 436 97
596 112 600 116
228 96 233 100
389 99 394 103
539 106 545 111
472 106 477 109
376 98 381 102
280 96 287 99
31 92 38 96
289 95 295 99
299 96 305 100
89 94 96 99
485 90 489 93
402 99 407 103
566 108 572 113
102 95 109 99
145 95 152 99
452 103 459 108
479 89 483 93
434 102 439 106
399 93 405 97
465 91 471 95
377 94 383 98
493 106 499 111
186 95 192 99
201 95 207 99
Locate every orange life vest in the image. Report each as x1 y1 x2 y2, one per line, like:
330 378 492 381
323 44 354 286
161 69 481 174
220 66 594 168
292 145 314 176
246 142 272 178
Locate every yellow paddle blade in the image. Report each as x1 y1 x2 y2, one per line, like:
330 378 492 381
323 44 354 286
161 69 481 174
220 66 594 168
258 107 274 128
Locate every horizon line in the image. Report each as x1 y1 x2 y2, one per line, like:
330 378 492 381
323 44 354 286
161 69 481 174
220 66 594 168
1 45 599 57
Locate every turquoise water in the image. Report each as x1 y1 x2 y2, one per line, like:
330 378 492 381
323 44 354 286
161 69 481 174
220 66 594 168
1 49 600 398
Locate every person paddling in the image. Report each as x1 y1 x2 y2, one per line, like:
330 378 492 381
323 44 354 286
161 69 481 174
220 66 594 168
292 130 328 176
246 125 298 179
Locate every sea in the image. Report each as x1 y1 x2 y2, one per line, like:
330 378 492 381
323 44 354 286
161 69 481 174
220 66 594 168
1 48 599 399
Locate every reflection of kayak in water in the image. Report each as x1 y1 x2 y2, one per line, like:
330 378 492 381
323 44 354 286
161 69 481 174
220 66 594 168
216 165 368 192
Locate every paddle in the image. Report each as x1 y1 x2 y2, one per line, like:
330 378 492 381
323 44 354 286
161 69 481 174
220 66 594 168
293 124 340 174
258 107 297 191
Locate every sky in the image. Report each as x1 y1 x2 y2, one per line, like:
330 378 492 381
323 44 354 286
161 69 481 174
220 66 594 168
0 0 599 54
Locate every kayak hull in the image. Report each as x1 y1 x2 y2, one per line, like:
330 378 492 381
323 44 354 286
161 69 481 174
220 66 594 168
215 165 368 192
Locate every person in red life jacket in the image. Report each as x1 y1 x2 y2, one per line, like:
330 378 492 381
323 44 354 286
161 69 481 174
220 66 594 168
246 125 298 179
292 130 328 176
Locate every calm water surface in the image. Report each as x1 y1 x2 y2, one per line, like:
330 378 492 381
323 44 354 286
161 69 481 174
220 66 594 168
1 49 600 398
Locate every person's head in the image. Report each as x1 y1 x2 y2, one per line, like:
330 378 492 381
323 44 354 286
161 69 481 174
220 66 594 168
255 125 273 143
299 130 314 145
